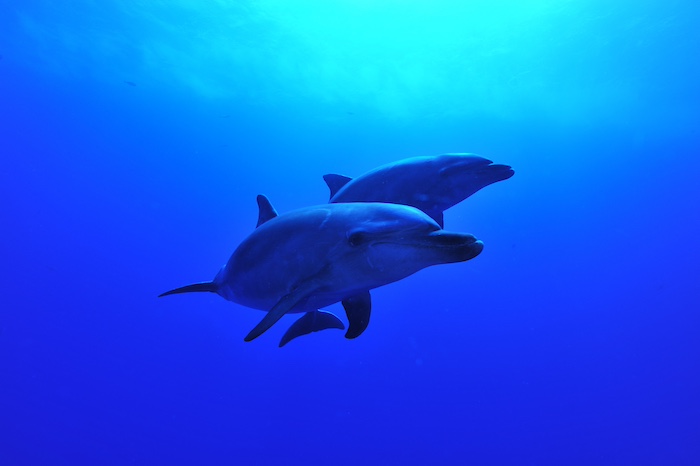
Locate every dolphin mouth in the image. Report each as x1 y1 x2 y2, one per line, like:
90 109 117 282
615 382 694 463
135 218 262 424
426 230 480 246
411 231 484 262
482 163 515 181
446 157 515 184
470 161 515 181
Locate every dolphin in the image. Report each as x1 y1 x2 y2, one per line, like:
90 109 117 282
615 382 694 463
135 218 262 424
324 153 514 227
159 196 484 346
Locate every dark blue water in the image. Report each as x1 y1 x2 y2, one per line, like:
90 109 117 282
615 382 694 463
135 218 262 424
2 1 699 464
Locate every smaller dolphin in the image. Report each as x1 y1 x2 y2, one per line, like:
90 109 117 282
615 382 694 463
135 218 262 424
159 197 484 346
324 153 514 227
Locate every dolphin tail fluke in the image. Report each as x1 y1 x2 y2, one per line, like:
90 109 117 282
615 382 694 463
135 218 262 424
158 282 218 297
279 310 345 347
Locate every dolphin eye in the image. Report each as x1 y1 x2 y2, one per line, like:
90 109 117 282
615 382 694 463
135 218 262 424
348 231 367 247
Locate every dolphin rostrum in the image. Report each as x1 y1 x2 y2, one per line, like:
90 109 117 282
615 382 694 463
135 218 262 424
324 153 514 227
159 196 484 346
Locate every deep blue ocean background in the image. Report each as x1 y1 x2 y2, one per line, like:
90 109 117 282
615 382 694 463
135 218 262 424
1 1 699 464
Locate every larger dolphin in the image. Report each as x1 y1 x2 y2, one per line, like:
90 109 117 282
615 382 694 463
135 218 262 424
159 196 483 346
324 153 514 227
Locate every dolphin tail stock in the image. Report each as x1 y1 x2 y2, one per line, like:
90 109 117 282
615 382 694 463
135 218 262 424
278 310 345 347
158 282 218 297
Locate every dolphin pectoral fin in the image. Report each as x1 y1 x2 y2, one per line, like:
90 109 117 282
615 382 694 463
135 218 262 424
158 282 217 297
342 291 372 339
426 210 444 228
244 280 320 342
279 310 345 347
323 174 353 200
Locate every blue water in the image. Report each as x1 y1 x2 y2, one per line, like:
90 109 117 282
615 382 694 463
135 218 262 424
1 1 699 464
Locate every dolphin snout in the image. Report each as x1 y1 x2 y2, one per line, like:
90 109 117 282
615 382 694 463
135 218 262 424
426 231 484 262
427 231 477 245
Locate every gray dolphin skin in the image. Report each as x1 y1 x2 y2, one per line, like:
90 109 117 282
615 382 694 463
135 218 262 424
159 196 484 346
324 153 514 227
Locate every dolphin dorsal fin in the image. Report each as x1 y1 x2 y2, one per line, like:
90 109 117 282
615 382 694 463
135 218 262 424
323 174 353 200
427 210 444 228
256 194 278 227
158 281 218 297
